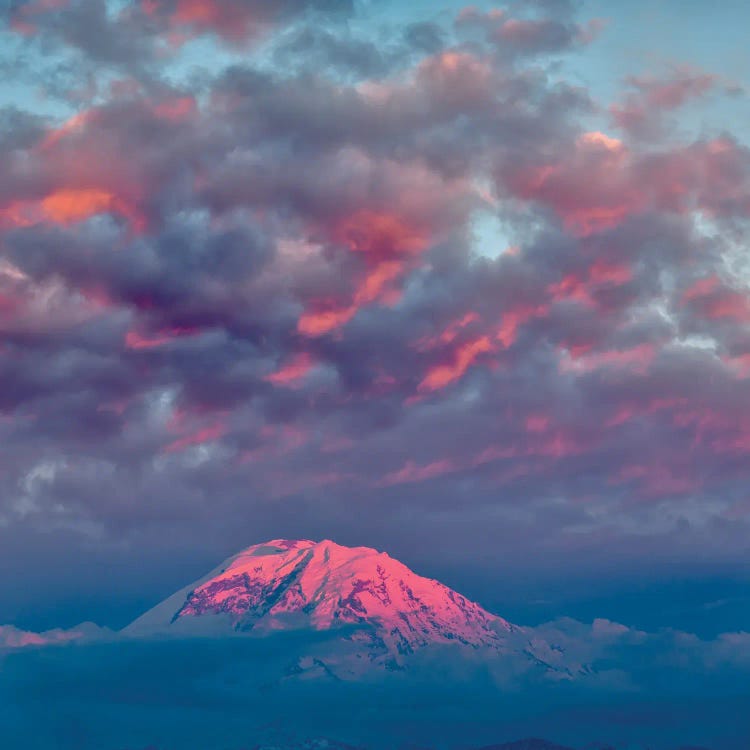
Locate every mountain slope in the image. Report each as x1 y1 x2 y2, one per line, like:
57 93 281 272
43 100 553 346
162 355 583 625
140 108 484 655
126 539 514 659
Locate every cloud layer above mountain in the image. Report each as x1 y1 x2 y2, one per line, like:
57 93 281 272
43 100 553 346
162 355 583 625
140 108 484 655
0 0 749 627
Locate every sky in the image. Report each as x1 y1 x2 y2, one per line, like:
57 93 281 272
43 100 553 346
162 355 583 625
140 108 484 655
0 0 749 640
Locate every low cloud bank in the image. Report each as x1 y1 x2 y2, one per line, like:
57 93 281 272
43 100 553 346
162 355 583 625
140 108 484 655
1 618 748 750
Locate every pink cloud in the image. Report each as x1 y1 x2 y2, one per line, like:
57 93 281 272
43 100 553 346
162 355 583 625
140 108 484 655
415 312 481 352
125 326 202 350
1 188 146 232
611 68 717 137
379 459 457 486
8 0 68 35
525 414 550 433
496 304 547 348
474 427 589 464
559 343 656 375
682 275 750 322
264 353 315 387
151 96 197 122
418 335 493 392
503 132 750 236
0 624 85 649
613 463 701 498
298 259 404 337
163 423 225 453
548 260 633 309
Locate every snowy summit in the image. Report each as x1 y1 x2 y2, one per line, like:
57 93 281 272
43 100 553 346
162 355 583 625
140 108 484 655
127 538 514 657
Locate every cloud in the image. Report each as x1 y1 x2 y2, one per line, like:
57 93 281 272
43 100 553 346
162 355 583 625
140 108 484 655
0 0 749 637
0 622 107 650
4 0 353 52
610 67 720 141
1 616 749 748
454 7 603 61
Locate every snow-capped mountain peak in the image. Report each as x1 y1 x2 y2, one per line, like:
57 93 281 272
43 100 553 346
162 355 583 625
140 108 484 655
127 538 513 656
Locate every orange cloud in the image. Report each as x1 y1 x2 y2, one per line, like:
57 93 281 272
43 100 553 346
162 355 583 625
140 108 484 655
298 197 447 337
298 261 403 337
39 110 94 150
355 260 403 303
297 307 356 337
420 312 480 349
439 312 479 344
496 305 545 348
1 188 145 232
548 260 633 308
265 353 315 386
41 189 117 223
333 211 429 258
414 312 481 353
0 202 33 229
418 335 493 392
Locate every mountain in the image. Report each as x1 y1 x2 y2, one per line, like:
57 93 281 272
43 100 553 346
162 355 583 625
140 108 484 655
4 539 583 681
0 540 730 748
126 538 515 661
